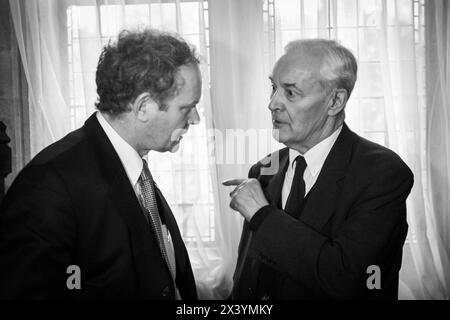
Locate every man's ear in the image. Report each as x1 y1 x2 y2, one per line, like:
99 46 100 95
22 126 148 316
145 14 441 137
130 92 159 121
328 89 348 116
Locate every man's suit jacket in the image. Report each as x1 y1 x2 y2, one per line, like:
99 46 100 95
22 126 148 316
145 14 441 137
232 123 414 300
0 113 197 299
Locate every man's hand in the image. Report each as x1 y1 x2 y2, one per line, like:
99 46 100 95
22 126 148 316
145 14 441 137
222 178 269 221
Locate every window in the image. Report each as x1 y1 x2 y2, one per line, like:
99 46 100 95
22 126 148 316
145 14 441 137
66 1 215 245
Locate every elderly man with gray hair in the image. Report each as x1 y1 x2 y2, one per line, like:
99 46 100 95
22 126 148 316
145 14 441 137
224 39 413 299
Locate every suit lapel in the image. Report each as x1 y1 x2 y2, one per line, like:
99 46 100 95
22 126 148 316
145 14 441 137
260 148 290 209
83 113 170 297
233 148 289 294
299 123 356 231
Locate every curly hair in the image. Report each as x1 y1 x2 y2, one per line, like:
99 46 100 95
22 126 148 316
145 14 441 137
95 29 199 115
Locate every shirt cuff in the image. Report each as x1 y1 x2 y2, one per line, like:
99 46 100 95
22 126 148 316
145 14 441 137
249 205 273 231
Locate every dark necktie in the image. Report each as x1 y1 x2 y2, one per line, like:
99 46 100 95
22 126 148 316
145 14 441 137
284 155 307 217
138 159 174 275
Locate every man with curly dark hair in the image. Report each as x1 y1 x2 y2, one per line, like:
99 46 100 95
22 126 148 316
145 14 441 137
0 29 201 299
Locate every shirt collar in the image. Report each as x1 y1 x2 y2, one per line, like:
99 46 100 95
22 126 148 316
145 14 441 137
289 125 343 176
96 111 143 186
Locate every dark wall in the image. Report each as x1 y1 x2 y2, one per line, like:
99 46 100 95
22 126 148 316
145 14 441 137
0 0 29 195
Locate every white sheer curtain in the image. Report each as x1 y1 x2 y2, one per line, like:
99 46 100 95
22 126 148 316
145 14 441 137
376 0 448 300
422 0 450 299
206 0 280 299
9 0 71 157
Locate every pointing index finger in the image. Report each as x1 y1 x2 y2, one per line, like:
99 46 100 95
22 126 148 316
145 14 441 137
222 178 246 186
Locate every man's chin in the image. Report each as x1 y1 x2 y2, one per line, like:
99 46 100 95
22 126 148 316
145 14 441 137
272 130 291 146
272 128 283 142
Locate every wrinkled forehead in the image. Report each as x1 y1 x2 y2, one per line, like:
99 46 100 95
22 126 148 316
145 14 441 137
272 50 325 87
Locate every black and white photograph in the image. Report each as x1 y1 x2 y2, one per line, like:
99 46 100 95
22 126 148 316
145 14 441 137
0 0 449 306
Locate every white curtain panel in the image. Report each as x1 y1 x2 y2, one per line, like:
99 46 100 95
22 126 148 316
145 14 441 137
9 0 72 156
424 0 450 299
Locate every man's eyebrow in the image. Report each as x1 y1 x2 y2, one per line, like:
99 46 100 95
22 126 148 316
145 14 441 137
269 77 302 91
282 82 302 90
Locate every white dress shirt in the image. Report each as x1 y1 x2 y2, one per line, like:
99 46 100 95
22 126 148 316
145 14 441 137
281 125 343 209
96 112 180 298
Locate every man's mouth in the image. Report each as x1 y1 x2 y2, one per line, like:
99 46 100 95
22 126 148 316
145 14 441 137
272 119 287 126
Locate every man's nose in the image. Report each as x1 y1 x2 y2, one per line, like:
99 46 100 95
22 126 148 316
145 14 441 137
268 90 283 112
188 107 200 125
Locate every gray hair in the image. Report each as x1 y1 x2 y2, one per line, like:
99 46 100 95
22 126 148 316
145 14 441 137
285 39 358 97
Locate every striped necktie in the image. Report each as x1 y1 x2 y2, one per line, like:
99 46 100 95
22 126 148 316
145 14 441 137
138 159 176 278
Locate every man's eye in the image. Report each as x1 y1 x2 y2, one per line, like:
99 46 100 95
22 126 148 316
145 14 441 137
271 85 276 95
286 89 294 97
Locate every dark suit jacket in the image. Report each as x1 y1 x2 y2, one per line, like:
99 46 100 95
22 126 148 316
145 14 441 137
0 113 197 299
232 123 414 300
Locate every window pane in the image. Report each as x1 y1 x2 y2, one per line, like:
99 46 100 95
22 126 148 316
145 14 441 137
280 30 301 49
358 62 383 97
73 72 85 106
71 39 82 73
275 0 301 30
388 61 418 97
304 0 329 29
83 73 97 110
387 0 413 26
359 28 381 61
100 5 125 37
387 26 415 61
301 28 319 39
337 0 358 27
125 4 150 29
74 6 98 38
358 0 381 27
183 34 200 53
181 2 200 34
79 38 102 73
336 28 358 56
150 3 177 31
360 98 386 131
344 98 361 132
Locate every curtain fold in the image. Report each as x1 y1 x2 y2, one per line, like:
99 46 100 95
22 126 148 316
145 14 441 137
9 0 71 156
206 0 274 299
423 0 450 299
376 0 448 299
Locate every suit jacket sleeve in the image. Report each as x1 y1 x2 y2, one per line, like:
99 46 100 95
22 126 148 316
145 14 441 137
0 165 76 299
247 161 413 299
